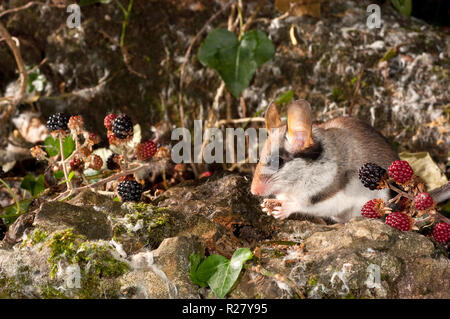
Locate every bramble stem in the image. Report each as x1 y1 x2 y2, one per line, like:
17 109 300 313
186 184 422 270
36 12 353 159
388 183 414 200
59 135 73 191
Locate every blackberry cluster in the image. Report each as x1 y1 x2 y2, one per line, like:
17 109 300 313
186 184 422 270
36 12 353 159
46 113 70 132
106 154 120 170
118 180 143 202
112 115 133 139
358 163 387 190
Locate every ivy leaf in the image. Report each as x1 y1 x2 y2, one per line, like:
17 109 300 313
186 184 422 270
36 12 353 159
198 29 275 98
189 253 205 287
391 0 412 16
20 174 45 197
207 248 253 298
44 135 75 158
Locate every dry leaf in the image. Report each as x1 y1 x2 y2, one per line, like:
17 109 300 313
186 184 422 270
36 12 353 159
275 0 321 18
399 151 448 191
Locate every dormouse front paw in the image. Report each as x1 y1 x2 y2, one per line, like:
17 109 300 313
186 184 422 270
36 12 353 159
261 198 291 220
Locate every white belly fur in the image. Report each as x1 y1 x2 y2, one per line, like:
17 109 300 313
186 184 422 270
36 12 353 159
277 177 390 222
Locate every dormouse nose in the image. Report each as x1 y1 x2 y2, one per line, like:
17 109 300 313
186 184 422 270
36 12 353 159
251 177 268 196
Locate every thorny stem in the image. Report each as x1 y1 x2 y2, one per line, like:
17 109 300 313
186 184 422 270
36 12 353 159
59 136 73 191
52 162 150 201
388 183 414 200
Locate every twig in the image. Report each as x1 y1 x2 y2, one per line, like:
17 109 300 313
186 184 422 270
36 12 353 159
0 21 27 124
59 136 73 191
178 0 234 128
217 117 265 126
0 1 66 18
348 64 365 116
52 163 150 201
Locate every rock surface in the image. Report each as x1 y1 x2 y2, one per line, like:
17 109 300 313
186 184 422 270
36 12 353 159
0 173 448 299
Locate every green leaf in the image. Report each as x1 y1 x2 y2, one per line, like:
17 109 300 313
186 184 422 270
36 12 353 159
20 174 45 197
189 253 205 287
44 135 75 158
207 248 253 298
0 199 32 226
275 90 294 105
198 29 275 98
53 171 65 179
195 254 228 288
80 0 111 6
391 0 412 16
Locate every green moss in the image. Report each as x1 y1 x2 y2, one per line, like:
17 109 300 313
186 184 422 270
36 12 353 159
46 229 129 280
307 276 318 287
40 284 68 299
31 229 48 245
344 292 356 299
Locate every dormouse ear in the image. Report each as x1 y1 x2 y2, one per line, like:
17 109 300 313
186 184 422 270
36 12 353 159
265 102 282 133
286 99 313 151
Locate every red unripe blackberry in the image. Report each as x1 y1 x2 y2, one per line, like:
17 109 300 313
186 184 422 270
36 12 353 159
111 115 133 139
68 115 84 131
414 192 434 210
432 222 450 243
388 160 414 184
385 212 411 231
359 163 387 190
70 157 83 171
46 113 70 132
107 131 120 145
104 114 117 130
88 155 103 170
361 199 384 218
106 154 120 170
88 132 100 145
136 139 158 160
118 180 143 202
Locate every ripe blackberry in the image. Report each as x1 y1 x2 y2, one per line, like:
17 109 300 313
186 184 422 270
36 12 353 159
136 139 158 160
432 222 450 243
358 163 387 190
104 114 117 131
361 199 384 219
414 192 434 210
118 180 143 202
0 218 6 241
388 160 414 184
111 115 133 139
385 212 411 231
106 154 120 170
0 167 4 179
46 113 70 132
